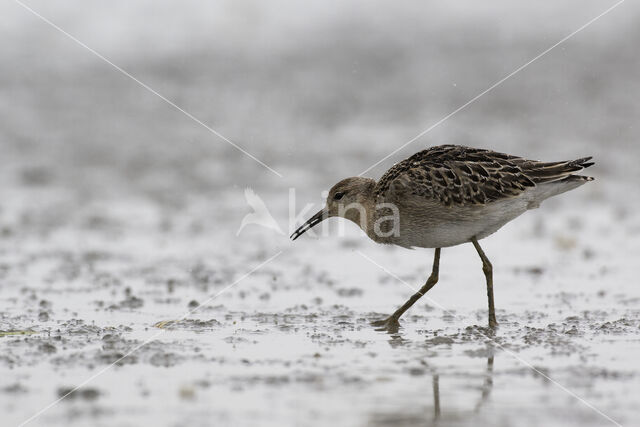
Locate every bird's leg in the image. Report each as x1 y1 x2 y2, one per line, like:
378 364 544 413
373 248 441 332
471 237 498 328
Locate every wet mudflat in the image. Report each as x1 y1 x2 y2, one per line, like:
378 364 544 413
2 1 640 426
1 192 639 426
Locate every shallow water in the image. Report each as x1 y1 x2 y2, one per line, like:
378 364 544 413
1 1 640 426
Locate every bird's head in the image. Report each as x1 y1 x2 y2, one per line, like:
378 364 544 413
290 177 375 241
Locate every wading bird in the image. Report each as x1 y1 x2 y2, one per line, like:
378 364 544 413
290 145 593 332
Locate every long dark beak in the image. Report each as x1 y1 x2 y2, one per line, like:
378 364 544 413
290 208 328 241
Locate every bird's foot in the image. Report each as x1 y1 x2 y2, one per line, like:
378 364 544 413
371 316 401 334
488 317 498 329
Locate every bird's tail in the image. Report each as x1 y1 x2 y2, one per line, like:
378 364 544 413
524 156 595 184
523 156 594 208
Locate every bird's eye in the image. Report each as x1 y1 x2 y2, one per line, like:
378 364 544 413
333 192 345 200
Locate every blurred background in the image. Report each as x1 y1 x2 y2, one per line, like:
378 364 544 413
2 1 638 214
1 1 639 427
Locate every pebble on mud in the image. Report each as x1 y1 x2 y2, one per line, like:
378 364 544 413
425 336 454 346
57 387 101 401
38 343 57 354
179 386 195 401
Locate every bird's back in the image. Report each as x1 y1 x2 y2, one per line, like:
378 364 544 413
375 145 593 206
372 145 594 248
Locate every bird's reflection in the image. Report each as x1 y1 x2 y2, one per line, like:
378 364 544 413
387 331 409 348
431 353 495 424
474 354 494 413
367 350 495 426
367 352 495 426
432 374 441 420
370 319 497 424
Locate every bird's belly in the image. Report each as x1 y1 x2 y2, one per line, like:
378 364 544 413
387 198 530 248
395 225 478 248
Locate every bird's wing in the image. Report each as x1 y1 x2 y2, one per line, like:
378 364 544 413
374 145 593 206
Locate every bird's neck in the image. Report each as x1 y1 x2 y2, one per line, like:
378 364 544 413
345 185 400 244
339 182 381 240
342 199 376 233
